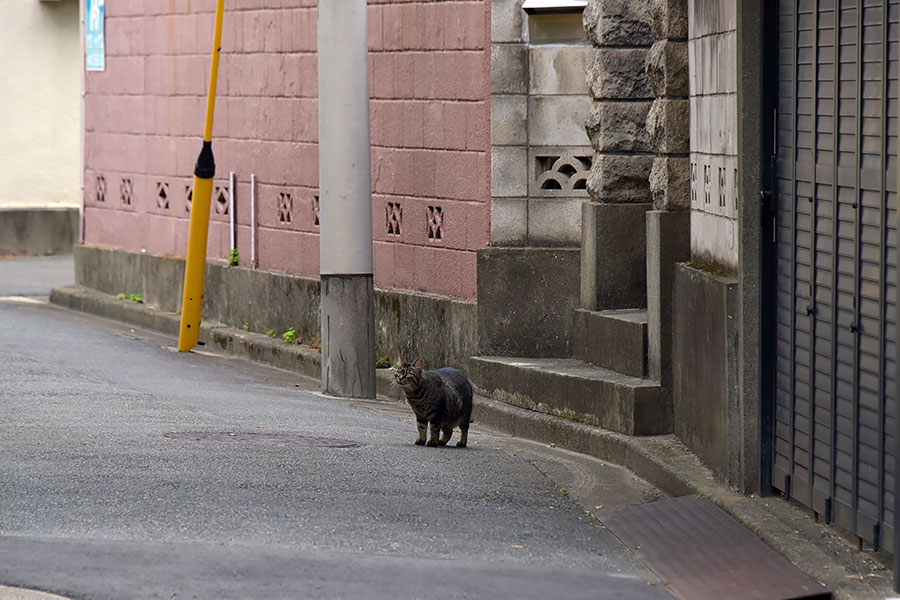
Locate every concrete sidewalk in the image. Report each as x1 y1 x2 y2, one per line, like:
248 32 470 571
43 282 899 599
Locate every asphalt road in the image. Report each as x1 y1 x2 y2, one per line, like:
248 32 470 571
0 257 672 599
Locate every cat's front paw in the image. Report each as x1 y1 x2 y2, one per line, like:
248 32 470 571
456 441 467 448
426 439 439 447
414 438 426 446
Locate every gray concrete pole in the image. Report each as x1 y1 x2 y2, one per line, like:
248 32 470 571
317 0 376 399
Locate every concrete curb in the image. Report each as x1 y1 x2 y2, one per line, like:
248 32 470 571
0 585 71 600
48 285 895 599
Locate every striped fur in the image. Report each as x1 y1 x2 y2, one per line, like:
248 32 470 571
393 357 473 448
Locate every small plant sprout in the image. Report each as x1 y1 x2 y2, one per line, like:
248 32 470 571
375 356 391 369
282 327 297 344
116 293 126 301
266 329 276 338
228 248 239 267
128 293 143 304
559 487 569 495
242 322 250 331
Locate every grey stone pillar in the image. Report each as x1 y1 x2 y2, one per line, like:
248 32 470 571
581 0 655 311
643 0 690 392
582 0 654 204
646 210 690 388
646 0 689 211
581 202 651 310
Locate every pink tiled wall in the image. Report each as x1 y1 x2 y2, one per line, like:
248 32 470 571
83 0 490 301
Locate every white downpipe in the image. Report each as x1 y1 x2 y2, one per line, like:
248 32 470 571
317 0 373 276
250 173 256 267
228 171 235 251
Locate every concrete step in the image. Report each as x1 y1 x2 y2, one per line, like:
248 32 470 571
573 308 648 378
469 356 671 436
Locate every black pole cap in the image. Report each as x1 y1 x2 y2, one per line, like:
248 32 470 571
194 140 216 179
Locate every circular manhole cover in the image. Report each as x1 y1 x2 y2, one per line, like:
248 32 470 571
165 432 359 448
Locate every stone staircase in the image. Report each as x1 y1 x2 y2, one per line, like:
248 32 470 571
471 307 671 437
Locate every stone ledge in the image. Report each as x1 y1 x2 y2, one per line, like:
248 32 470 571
470 355 668 435
0 207 79 256
72 244 477 371
573 308 648 377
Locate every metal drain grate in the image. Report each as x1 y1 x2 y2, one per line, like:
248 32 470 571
601 495 830 600
165 432 359 448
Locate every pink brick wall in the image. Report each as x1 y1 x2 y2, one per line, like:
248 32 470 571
83 0 490 301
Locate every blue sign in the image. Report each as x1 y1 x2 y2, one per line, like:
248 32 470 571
85 0 105 71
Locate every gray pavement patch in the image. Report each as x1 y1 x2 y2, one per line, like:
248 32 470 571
164 431 360 448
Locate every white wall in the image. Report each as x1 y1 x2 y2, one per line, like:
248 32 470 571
0 0 81 208
688 0 737 270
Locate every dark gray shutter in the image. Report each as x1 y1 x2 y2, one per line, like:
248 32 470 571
772 0 897 550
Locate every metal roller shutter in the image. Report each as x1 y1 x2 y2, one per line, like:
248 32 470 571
771 0 897 550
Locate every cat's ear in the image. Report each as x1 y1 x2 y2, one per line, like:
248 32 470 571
412 357 425 370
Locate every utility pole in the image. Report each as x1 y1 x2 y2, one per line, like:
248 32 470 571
317 0 376 398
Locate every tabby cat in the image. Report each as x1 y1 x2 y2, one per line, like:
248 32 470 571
393 356 473 448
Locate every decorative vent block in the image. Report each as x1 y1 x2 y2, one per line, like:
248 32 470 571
690 162 697 205
733 168 739 209
185 185 193 213
718 167 726 208
703 164 710 205
214 186 229 215
426 206 443 241
386 202 402 236
96 175 106 203
120 178 133 205
313 195 320 227
278 192 293 223
535 153 591 195
157 182 169 210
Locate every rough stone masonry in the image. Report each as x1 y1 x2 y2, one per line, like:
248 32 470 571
583 0 654 204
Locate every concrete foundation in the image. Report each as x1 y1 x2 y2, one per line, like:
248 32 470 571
646 210 690 389
0 207 79 256
477 247 580 357
671 263 739 485
73 245 477 370
320 274 376 399
580 202 651 310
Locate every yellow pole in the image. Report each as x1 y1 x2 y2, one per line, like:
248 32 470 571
178 0 225 352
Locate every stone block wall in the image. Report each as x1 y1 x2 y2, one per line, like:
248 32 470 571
647 0 689 211
82 0 490 301
490 1 592 247
687 0 738 271
582 0 655 204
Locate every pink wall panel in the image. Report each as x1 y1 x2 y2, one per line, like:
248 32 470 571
83 0 489 301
